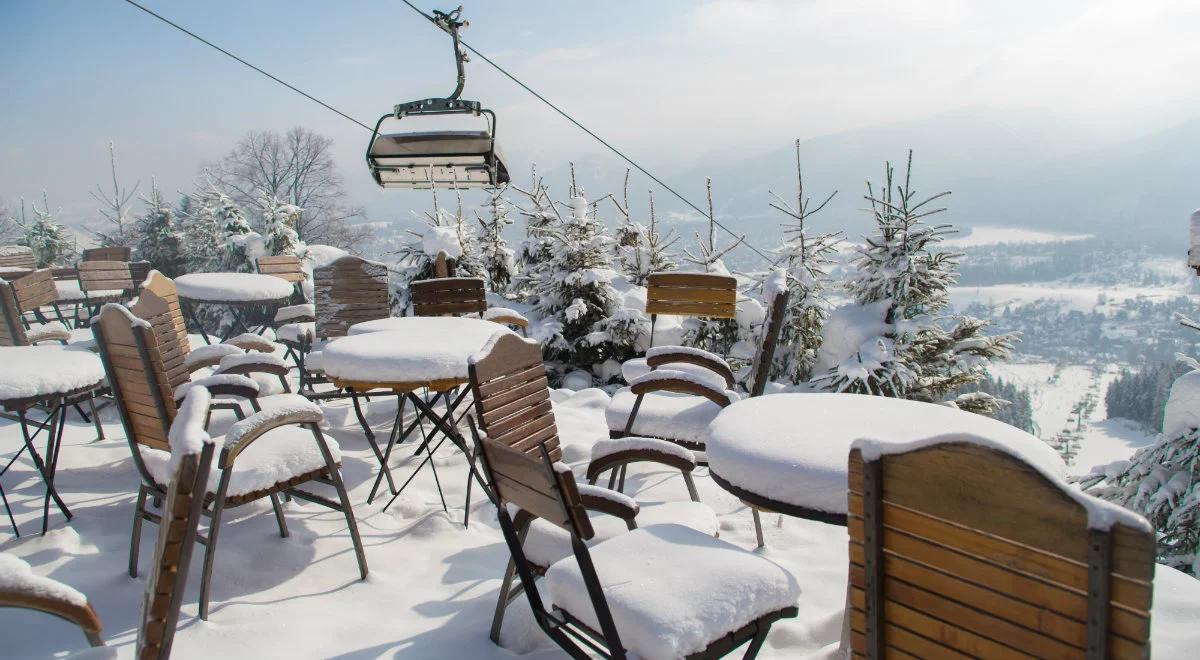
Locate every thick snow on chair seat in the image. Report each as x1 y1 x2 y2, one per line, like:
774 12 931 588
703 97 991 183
54 280 122 302
276 322 315 344
274 303 314 323
520 501 718 569
25 322 71 344
185 344 243 370
605 387 736 442
140 413 337 499
545 523 799 660
620 357 731 386
482 306 528 326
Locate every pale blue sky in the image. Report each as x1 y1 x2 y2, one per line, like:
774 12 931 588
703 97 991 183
3 1 1198 231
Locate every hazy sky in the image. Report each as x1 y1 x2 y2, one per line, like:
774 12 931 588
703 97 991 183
3 0 1198 230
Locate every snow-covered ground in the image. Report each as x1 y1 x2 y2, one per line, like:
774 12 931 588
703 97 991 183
950 282 1184 313
942 225 1092 247
2 372 1196 658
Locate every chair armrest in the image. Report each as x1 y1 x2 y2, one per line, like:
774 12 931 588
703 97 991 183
184 344 243 372
645 345 734 387
585 437 697 483
220 397 324 469
175 374 259 404
628 369 738 407
274 303 315 324
0 557 104 647
483 306 529 329
575 484 639 522
214 352 290 378
222 333 277 353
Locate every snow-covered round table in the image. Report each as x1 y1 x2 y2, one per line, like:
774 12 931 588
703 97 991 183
0 346 106 535
322 317 514 506
176 272 295 344
704 393 1064 524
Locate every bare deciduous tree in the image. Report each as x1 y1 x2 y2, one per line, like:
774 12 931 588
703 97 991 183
207 126 371 249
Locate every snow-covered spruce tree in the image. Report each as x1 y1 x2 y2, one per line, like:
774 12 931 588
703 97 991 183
512 166 562 303
259 192 304 256
216 191 259 273
681 178 744 357
812 152 1015 413
476 185 516 293
91 141 139 248
134 182 185 277
611 172 678 286
19 194 75 267
177 188 225 273
768 140 841 383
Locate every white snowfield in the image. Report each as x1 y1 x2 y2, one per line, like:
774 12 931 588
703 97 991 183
942 225 1092 247
2 385 1199 657
175 272 295 302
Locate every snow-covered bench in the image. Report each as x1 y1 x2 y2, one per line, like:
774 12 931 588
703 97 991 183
92 304 368 621
466 332 728 646
848 434 1154 658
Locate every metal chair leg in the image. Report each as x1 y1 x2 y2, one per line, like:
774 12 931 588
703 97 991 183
752 508 765 548
129 485 148 577
489 557 519 643
199 476 231 620
310 425 368 580
269 492 289 538
742 623 771 658
86 395 104 441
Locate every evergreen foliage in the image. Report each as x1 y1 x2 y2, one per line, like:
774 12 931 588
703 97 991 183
476 186 517 293
512 167 562 303
19 194 75 267
1105 361 1189 431
134 182 185 277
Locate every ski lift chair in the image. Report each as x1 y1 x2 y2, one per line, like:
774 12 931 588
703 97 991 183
0 553 104 648
470 333 796 657
606 281 788 473
92 303 367 620
465 332 722 644
366 7 508 190
410 276 529 335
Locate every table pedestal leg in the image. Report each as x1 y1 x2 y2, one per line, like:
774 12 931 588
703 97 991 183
183 301 214 345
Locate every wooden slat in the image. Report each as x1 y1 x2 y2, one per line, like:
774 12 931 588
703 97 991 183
646 285 737 304
645 300 737 318
646 272 737 289
478 376 551 414
480 387 550 428
486 400 554 440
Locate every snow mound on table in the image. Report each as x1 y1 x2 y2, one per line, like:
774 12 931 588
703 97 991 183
545 523 800 660
0 553 88 608
0 345 105 401
1162 369 1200 438
175 273 294 302
325 319 514 383
854 432 1151 532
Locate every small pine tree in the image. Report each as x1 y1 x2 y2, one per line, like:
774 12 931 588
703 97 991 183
681 178 743 356
178 188 225 273
512 169 562 303
216 191 258 273
768 140 841 383
134 182 185 277
611 171 678 285
476 186 516 293
260 192 303 256
19 194 75 267
91 141 139 248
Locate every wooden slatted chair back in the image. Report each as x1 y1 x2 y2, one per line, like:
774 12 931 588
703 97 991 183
129 261 152 293
82 246 132 262
0 278 30 346
468 333 591 538
137 426 214 660
645 272 737 319
257 255 307 284
129 272 192 391
313 255 390 340
411 277 487 317
93 304 176 451
847 441 1154 660
78 260 133 295
747 281 790 397
10 268 59 313
0 246 36 270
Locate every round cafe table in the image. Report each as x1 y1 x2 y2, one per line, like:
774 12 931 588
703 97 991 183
0 346 106 536
703 393 1064 526
176 272 294 344
323 316 514 507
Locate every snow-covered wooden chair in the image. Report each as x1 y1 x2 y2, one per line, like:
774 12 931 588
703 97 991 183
257 254 314 362
81 246 132 262
410 276 529 335
466 332 722 643
0 553 104 648
92 303 367 619
136 390 215 659
0 270 92 348
0 245 36 271
283 255 391 394
129 260 152 295
65 259 134 327
847 435 1154 659
606 279 789 463
130 270 290 403
642 271 738 349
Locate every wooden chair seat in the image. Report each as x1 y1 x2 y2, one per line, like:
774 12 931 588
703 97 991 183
276 322 315 344
544 523 799 659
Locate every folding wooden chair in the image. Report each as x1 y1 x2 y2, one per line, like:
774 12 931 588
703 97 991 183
129 261 152 295
72 260 134 326
136 388 215 659
93 303 367 619
643 271 737 348
847 437 1155 659
469 332 797 658
81 246 132 262
0 552 103 648
606 281 789 469
0 246 37 270
256 255 314 364
466 332 719 642
410 276 529 334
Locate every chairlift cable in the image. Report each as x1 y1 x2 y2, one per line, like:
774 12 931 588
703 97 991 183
118 0 775 264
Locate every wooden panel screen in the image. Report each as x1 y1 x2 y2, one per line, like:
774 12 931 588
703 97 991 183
645 272 737 319
313 256 390 340
411 277 487 317
847 443 1154 660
